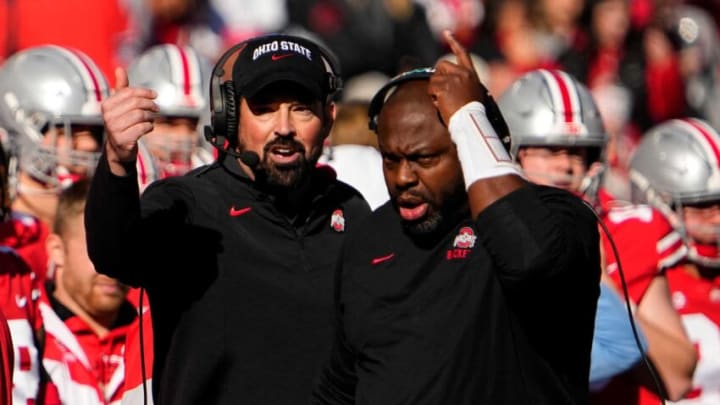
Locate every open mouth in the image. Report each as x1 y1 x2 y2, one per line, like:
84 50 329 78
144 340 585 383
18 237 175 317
264 139 305 167
399 204 428 221
396 196 429 221
269 145 301 164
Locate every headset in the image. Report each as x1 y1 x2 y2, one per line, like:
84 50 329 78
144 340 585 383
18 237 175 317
367 66 666 402
367 67 512 153
203 34 343 167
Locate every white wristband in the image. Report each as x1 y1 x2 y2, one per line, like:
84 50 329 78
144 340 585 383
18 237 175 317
448 101 524 189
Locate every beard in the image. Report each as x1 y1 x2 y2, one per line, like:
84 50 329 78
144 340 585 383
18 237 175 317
397 180 467 239
402 208 444 237
260 137 321 189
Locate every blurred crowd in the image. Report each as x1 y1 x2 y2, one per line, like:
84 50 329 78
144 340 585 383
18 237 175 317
0 0 718 404
0 0 718 192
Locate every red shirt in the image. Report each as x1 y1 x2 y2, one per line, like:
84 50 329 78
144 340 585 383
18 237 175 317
662 265 720 404
601 204 686 301
0 213 50 285
594 199 687 404
0 247 43 403
39 294 136 405
0 307 14 405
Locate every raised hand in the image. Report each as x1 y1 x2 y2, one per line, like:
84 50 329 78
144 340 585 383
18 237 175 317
102 67 159 175
428 30 489 126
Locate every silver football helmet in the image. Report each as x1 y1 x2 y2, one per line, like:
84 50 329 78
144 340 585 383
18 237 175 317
0 45 109 190
128 43 210 118
128 44 213 181
629 118 720 267
498 68 608 196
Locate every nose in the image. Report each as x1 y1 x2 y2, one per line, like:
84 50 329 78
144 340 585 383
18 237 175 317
274 106 294 137
553 152 574 173
394 160 418 190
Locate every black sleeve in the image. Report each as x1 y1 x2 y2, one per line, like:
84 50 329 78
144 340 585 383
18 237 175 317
85 152 143 286
476 184 600 389
85 152 197 287
311 248 358 405
475 184 600 288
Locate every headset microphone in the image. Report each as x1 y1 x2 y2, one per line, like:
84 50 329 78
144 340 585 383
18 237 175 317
238 150 260 168
203 125 260 168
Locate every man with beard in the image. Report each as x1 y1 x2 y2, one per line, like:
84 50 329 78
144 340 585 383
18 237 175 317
40 178 136 404
83 33 371 404
311 30 601 404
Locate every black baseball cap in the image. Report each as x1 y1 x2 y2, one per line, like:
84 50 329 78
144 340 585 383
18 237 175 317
231 34 339 100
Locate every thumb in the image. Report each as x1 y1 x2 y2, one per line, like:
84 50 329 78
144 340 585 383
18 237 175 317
114 67 129 92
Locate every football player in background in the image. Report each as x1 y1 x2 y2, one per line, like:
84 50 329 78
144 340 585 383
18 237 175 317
0 45 109 404
127 43 214 191
499 68 696 403
39 178 135 404
629 118 720 404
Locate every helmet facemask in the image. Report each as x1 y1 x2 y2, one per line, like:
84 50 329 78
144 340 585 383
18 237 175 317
630 118 720 268
128 44 211 181
139 133 195 178
0 45 110 197
18 120 102 194
671 199 720 269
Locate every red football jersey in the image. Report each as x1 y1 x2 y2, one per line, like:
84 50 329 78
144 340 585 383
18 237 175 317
601 204 686 302
660 265 720 404
0 212 50 283
0 247 43 404
0 306 15 405
39 299 131 405
593 203 687 405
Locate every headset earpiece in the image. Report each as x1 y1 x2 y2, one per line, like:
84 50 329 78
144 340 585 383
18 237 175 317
368 67 435 132
222 82 238 144
205 35 343 155
367 67 511 152
205 42 248 152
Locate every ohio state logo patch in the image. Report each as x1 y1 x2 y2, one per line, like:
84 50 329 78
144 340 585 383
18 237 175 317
453 226 476 248
447 226 476 260
330 209 345 232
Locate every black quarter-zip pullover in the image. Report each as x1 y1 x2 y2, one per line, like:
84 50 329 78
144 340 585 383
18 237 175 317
312 184 600 404
85 153 371 405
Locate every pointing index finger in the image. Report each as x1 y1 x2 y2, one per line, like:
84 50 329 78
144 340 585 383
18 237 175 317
443 30 473 71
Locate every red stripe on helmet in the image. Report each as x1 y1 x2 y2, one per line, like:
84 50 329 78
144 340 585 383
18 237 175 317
69 49 102 102
178 47 191 97
137 152 149 187
685 119 720 164
548 70 574 123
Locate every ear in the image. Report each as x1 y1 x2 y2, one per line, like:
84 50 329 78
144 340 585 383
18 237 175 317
321 102 337 140
45 233 65 270
327 101 337 121
516 148 527 164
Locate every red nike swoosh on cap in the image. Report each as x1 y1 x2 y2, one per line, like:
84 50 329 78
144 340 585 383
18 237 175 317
371 253 395 265
230 206 252 217
271 53 294 61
